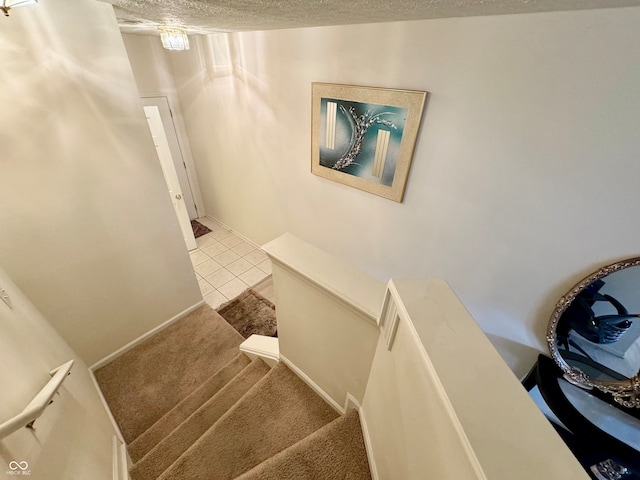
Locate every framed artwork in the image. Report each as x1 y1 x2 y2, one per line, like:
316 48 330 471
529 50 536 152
311 83 427 202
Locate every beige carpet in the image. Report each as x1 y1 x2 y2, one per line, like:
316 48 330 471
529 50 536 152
217 288 277 338
96 294 371 479
157 362 339 480
131 358 272 480
94 304 244 442
128 352 250 462
236 409 372 480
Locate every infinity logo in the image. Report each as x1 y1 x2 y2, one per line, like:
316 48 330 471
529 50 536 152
8 461 28 471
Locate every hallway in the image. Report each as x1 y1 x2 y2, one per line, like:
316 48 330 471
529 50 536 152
188 217 272 308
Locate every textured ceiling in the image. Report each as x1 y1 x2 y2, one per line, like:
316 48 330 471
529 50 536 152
104 0 640 34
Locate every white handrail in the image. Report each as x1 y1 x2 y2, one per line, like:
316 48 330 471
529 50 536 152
0 359 74 439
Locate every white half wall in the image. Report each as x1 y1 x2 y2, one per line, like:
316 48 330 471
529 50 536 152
0 0 201 365
361 278 588 480
0 267 116 479
165 7 640 354
263 233 384 408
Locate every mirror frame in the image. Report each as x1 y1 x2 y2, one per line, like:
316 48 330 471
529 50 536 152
547 256 640 408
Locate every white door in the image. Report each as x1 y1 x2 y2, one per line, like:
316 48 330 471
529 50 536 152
141 96 200 220
144 105 197 251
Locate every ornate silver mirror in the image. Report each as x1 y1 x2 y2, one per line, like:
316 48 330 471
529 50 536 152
547 257 640 408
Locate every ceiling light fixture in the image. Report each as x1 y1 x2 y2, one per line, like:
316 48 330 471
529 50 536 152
158 26 190 51
1 0 37 17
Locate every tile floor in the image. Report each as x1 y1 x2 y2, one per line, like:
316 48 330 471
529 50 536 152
189 217 272 309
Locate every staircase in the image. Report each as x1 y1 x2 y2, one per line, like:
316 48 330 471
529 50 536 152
94 305 372 480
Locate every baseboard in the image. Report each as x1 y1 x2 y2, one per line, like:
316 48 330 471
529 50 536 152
112 435 130 480
262 362 377 480
279 354 345 414
112 435 118 480
90 300 205 371
91 370 126 445
358 408 379 480
89 301 205 449
119 437 130 480
344 392 361 412
274 359 378 480
204 215 261 250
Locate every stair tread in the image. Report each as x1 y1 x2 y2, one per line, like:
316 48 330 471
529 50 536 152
157 362 339 480
128 352 252 462
130 357 271 480
95 305 245 442
234 409 372 480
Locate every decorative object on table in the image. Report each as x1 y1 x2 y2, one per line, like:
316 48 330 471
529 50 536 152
547 256 640 408
311 83 427 202
216 288 277 338
557 279 637 350
190 219 212 238
590 459 630 480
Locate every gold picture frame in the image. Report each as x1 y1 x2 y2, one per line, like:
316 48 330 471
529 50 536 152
311 83 427 203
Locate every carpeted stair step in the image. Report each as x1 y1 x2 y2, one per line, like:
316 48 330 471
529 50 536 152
128 352 251 462
130 357 272 480
94 305 245 442
235 409 371 480
156 362 340 480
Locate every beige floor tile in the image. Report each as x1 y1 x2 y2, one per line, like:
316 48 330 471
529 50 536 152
189 223 274 307
201 241 228 258
189 250 210 267
198 278 215 296
194 217 221 230
231 242 255 257
206 223 228 235
218 278 249 300
226 258 253 276
210 229 233 241
238 267 269 287
244 249 268 265
196 234 216 248
194 258 224 277
256 259 272 274
204 289 228 309
219 234 244 248
204 268 236 289
213 250 241 267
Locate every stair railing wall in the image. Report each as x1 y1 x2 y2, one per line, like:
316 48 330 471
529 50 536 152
263 233 590 480
0 360 75 439
0 266 119 479
361 280 487 479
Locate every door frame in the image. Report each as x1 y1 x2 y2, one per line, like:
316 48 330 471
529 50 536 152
140 94 205 219
144 105 198 251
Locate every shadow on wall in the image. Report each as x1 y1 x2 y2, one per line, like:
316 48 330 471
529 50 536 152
485 333 541 380
194 33 274 106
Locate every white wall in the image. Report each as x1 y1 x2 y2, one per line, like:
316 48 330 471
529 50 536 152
0 266 115 479
0 0 201 365
121 33 206 220
121 34 177 94
162 7 640 353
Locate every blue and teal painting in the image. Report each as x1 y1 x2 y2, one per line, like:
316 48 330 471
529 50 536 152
319 97 406 187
